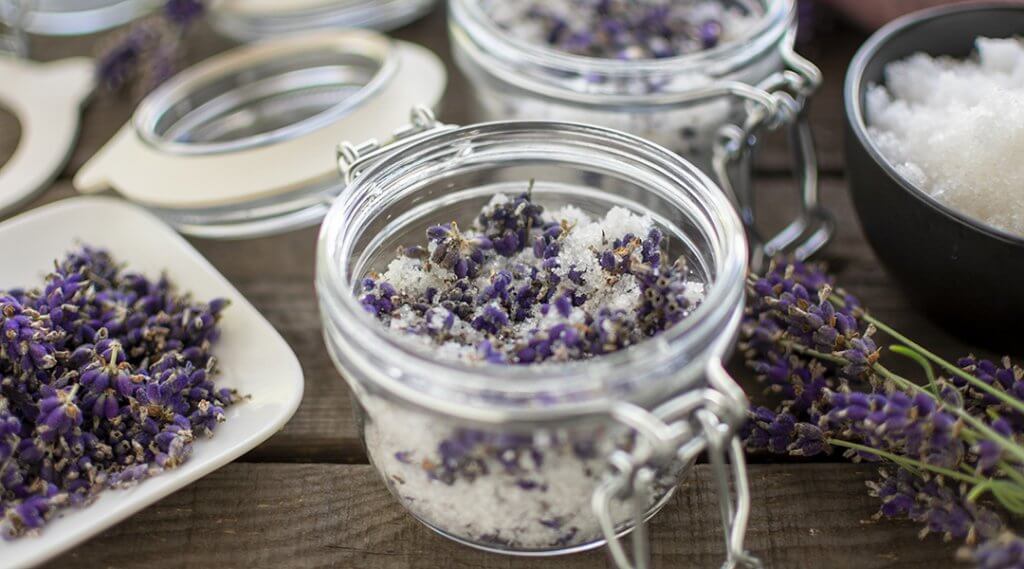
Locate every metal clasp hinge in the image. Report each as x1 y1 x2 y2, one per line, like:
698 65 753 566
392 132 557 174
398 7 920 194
592 361 761 569
712 41 833 270
336 106 455 185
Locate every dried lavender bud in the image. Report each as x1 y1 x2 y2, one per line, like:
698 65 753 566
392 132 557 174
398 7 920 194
970 532 1024 569
0 246 233 539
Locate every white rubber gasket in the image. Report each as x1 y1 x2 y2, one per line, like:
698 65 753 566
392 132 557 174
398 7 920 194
0 57 94 217
74 29 446 211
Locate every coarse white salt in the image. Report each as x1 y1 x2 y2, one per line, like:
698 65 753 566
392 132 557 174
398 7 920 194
866 37 1024 236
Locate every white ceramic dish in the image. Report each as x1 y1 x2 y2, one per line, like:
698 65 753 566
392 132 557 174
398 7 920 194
0 197 304 569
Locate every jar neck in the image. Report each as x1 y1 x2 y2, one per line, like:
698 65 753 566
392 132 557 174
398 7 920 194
317 120 749 422
450 0 795 95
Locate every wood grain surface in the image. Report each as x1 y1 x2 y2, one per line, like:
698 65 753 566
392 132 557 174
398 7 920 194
0 4 991 568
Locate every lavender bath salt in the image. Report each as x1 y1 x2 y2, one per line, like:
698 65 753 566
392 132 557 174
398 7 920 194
356 187 705 549
360 189 705 365
866 37 1024 237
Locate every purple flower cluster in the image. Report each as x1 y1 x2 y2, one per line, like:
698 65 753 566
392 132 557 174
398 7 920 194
96 0 206 96
741 259 1024 569
359 190 701 365
868 467 1001 544
824 391 962 469
0 247 232 538
513 0 746 59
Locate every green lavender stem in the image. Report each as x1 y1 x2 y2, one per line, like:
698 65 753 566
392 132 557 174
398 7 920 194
783 339 1024 483
831 294 1024 417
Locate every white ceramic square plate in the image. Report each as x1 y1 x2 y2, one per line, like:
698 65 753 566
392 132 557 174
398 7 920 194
0 197 304 569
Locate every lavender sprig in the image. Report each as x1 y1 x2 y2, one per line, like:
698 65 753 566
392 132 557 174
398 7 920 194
742 259 1024 568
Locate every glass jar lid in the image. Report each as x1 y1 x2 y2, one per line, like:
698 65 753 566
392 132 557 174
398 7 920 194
210 0 437 41
73 29 447 239
133 39 398 155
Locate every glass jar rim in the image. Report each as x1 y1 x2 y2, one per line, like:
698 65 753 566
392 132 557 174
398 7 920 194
132 30 398 156
318 120 748 421
450 0 792 78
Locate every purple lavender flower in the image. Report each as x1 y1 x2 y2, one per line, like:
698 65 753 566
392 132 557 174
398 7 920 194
742 258 1024 568
971 532 1024 569
0 246 233 538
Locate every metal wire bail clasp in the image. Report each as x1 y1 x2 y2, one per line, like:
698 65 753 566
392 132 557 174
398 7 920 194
336 106 452 184
712 40 834 271
592 360 761 569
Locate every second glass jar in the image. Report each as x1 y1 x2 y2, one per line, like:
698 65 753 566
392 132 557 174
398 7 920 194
448 0 832 262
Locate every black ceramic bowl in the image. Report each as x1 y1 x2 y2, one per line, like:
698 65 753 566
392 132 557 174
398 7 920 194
844 3 1024 345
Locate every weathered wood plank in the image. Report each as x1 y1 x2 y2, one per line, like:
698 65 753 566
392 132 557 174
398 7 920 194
43 462 954 569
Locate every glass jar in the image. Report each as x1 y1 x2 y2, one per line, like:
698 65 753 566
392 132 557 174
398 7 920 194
317 109 759 568
448 0 832 266
210 0 438 41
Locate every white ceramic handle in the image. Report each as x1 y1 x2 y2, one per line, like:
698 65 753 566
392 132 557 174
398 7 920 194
0 57 94 216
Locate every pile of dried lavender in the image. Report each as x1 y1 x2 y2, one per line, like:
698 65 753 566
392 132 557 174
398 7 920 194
0 247 233 538
742 260 1024 568
487 0 761 60
359 187 704 364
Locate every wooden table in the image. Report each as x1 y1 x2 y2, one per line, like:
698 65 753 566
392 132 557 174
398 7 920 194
3 6 996 568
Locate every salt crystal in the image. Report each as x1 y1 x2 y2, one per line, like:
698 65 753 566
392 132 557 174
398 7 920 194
866 37 1024 236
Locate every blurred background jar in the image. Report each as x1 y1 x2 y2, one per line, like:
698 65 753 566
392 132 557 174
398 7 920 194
449 0 833 263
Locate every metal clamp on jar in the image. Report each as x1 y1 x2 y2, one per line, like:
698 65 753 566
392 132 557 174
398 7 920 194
449 0 832 267
318 108 758 569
